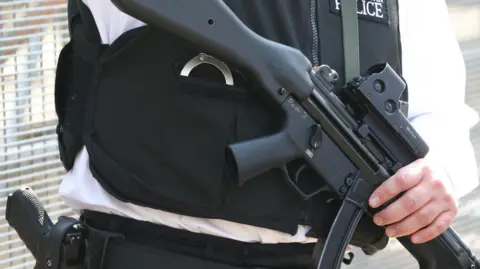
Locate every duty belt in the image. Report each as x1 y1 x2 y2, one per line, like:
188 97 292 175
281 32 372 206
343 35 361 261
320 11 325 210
5 187 314 269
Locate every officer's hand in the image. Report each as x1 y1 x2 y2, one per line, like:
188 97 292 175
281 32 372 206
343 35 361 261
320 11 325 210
368 158 458 244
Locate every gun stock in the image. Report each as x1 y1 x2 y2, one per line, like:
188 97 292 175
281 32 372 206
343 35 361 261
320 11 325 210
111 0 316 105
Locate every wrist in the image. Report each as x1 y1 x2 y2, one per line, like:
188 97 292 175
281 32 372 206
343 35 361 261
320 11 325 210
423 153 459 206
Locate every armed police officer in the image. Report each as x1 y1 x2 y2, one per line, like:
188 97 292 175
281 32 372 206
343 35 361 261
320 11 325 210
50 0 480 268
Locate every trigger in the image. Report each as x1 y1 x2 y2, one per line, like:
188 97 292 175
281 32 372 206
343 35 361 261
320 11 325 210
279 164 310 200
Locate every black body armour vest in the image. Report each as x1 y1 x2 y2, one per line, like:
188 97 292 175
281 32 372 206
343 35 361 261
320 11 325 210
56 0 403 251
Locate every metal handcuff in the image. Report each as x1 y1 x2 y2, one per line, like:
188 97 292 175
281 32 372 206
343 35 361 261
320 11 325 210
180 53 234 86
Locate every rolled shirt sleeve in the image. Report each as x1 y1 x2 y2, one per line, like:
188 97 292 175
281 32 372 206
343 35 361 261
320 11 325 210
399 0 479 200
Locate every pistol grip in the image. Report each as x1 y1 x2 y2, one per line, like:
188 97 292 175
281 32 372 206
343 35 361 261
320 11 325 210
6 187 54 258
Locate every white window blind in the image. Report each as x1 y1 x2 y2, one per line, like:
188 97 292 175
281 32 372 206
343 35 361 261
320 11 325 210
0 1 479 269
0 1 73 269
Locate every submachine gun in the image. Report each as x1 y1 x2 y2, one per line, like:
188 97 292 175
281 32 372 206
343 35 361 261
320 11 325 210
5 1 480 269
107 0 480 269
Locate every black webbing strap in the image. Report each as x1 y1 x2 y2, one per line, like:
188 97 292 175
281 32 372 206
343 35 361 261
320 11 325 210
340 0 360 82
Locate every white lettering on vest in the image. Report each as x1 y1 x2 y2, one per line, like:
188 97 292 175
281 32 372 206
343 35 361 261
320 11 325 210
335 0 340 10
374 2 384 18
334 0 385 20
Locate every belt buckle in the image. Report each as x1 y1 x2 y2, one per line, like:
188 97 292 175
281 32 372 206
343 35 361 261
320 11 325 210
180 52 234 86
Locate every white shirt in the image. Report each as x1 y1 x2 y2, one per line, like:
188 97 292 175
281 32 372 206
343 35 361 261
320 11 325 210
59 0 480 244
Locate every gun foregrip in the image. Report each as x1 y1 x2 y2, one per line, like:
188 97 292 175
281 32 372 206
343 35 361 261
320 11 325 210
6 187 53 258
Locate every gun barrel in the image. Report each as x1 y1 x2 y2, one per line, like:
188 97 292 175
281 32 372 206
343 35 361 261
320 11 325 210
6 187 53 258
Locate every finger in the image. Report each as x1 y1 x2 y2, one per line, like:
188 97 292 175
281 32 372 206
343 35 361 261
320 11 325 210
383 200 446 238
410 211 456 244
369 159 424 208
373 181 433 226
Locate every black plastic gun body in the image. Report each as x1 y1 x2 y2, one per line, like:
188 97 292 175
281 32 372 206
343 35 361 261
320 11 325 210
100 0 478 268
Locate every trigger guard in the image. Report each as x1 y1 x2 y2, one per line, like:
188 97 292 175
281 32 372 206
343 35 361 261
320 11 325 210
280 164 331 200
294 164 309 183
